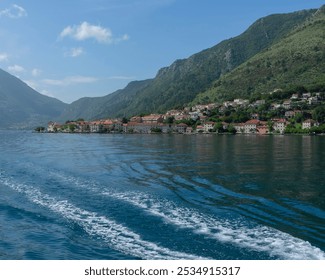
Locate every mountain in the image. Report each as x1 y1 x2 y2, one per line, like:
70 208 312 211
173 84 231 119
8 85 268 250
0 69 67 129
60 7 317 120
59 79 152 121
194 5 325 103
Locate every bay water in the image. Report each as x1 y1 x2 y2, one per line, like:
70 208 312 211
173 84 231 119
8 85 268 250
0 131 324 259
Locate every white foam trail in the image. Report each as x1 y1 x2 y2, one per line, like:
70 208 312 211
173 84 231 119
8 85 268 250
36 170 325 260
106 191 325 260
1 177 203 260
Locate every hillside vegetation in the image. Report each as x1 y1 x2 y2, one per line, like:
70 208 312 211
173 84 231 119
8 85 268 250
194 6 325 103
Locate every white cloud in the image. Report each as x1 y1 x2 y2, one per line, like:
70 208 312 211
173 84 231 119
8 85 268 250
31 68 42 77
0 4 27 19
0 53 9 62
66 47 84 57
59 21 128 44
8 64 25 73
42 76 98 86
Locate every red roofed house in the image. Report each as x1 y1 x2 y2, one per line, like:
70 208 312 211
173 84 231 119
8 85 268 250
256 121 269 135
244 119 260 134
142 114 164 124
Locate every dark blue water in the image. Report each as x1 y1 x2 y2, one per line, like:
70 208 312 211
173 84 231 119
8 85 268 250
0 131 324 260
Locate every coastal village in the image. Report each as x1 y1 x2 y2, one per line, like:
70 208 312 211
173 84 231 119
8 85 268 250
47 90 325 135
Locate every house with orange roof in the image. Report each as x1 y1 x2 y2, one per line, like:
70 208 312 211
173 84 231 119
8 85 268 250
142 114 164 124
256 121 269 135
244 119 260 134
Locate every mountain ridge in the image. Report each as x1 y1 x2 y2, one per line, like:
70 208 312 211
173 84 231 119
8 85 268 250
0 69 67 129
193 5 325 103
59 7 317 120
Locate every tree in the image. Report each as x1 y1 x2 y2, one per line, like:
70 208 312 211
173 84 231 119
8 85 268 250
312 105 325 123
214 122 224 133
227 124 236 134
68 124 76 132
165 116 175 124
34 126 45 133
151 127 162 133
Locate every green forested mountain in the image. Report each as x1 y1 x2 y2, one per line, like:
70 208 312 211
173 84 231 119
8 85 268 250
194 5 325 104
0 69 67 129
61 7 317 120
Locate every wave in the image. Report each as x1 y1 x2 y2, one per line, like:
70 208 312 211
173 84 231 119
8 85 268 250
1 175 203 260
104 191 325 260
5 166 325 260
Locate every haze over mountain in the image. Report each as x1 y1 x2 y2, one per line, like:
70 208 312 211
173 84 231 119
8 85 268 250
0 69 67 129
60 6 323 121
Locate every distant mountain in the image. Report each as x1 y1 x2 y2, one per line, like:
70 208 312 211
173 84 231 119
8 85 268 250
194 5 325 103
0 69 67 129
59 79 152 121
60 7 316 120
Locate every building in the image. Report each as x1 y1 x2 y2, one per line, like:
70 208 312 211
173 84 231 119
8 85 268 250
273 119 287 134
142 114 164 124
256 121 269 135
196 125 204 133
47 121 61 132
244 119 260 134
203 121 215 133
130 116 143 123
89 121 101 133
282 100 292 110
254 100 266 107
175 123 188 134
291 93 300 100
233 123 245 134
302 119 319 130
186 127 193 134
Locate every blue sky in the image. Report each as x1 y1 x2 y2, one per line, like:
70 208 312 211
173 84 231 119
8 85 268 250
0 0 324 103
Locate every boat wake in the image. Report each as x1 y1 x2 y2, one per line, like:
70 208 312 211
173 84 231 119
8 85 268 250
1 174 203 260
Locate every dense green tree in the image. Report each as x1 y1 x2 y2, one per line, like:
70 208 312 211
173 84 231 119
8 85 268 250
34 126 45 132
312 105 325 123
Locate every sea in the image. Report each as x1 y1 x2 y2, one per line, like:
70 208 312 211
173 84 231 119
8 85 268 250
0 130 324 260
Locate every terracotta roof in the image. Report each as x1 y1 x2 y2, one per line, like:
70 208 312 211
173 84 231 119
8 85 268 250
245 119 260 125
303 119 315 123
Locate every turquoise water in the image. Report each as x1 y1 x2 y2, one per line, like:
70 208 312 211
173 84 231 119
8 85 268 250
0 131 324 259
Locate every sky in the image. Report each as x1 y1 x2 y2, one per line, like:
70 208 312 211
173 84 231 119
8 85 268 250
0 0 324 104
